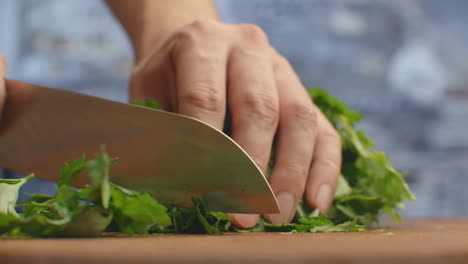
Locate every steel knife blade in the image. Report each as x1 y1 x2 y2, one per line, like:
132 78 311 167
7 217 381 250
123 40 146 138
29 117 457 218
0 79 279 214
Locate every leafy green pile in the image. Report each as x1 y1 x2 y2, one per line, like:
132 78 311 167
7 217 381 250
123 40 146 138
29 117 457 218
0 89 414 237
0 149 171 237
307 88 415 226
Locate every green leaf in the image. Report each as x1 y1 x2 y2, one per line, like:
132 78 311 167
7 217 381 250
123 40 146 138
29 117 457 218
310 220 365 232
195 204 220 234
0 148 115 237
58 207 112 237
109 184 171 236
58 156 86 187
309 87 361 126
0 174 35 217
298 216 334 226
0 213 21 235
85 146 113 209
166 198 232 234
131 98 162 110
334 175 352 199
264 223 298 233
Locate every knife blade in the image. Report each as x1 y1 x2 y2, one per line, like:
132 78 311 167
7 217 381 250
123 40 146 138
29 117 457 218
0 79 279 214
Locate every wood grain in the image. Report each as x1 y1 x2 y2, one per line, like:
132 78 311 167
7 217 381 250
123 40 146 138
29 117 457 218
1 219 467 264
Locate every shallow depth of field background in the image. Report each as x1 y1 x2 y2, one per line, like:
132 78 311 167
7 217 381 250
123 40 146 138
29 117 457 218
1 0 467 217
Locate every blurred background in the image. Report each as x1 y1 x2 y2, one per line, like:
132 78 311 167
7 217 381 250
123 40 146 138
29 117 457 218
0 0 467 217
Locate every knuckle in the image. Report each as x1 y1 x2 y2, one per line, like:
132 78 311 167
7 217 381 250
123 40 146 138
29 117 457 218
286 102 318 128
315 156 341 176
242 93 279 127
173 20 225 56
273 52 296 76
174 28 198 45
187 19 220 34
248 153 270 172
182 80 223 113
322 129 342 148
271 163 307 198
285 163 309 187
275 52 290 65
239 24 269 45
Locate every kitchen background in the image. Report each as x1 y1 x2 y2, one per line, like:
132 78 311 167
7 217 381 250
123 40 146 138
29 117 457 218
1 0 467 217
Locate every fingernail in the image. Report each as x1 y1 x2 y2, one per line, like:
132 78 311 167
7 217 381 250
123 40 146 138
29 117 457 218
233 214 259 229
315 184 332 213
268 192 296 224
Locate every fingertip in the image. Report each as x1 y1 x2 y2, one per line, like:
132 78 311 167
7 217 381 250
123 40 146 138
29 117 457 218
264 192 296 224
231 214 259 229
308 183 333 214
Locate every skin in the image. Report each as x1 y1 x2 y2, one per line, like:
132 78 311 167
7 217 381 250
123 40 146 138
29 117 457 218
105 0 342 228
0 0 342 229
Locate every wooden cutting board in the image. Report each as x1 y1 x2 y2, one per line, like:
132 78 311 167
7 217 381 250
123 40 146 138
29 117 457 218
1 219 467 263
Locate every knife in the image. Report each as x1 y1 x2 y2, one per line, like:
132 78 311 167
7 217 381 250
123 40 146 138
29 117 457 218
0 79 279 214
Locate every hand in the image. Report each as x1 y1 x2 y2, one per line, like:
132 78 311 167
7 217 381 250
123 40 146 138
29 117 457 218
130 20 342 228
0 53 6 118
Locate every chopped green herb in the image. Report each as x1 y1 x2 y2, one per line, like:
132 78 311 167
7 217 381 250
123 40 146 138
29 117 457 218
165 198 232 234
0 88 414 237
131 98 162 110
307 88 415 226
0 148 170 237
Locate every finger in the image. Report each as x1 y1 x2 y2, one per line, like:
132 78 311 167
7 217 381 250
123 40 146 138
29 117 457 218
227 38 278 229
228 51 278 173
263 54 318 224
172 32 229 130
0 53 7 117
129 47 176 111
306 111 342 214
228 213 259 229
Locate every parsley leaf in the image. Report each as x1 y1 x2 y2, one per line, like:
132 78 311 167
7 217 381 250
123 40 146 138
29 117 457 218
0 174 35 217
0 147 170 237
131 98 162 110
0 87 415 237
109 184 171 235
307 88 416 226
166 198 232 234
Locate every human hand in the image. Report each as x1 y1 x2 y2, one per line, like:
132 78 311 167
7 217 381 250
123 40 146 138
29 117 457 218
129 20 342 228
